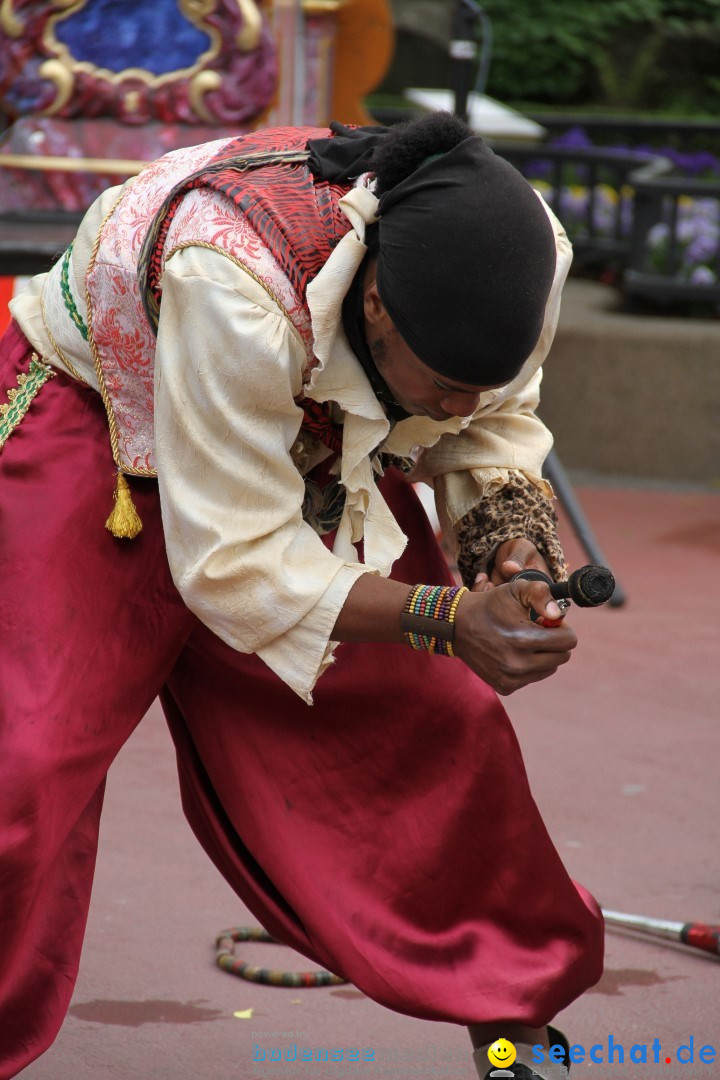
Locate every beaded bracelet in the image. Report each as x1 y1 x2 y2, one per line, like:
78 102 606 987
400 584 468 657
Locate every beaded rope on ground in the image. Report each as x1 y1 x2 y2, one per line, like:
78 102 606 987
215 927 348 987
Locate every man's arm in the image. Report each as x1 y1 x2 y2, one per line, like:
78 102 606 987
332 570 576 697
155 242 574 702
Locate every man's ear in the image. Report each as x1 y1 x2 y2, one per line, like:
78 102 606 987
363 279 389 327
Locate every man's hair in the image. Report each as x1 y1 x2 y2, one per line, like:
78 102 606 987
371 112 473 196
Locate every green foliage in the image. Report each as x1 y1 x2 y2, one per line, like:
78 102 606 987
487 0 720 109
379 0 720 112
480 0 661 103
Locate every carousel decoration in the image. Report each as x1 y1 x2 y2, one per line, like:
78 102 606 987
0 0 393 213
0 0 275 126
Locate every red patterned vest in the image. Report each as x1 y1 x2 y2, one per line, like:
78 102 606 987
85 127 353 476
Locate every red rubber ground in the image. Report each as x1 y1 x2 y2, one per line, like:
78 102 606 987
20 484 720 1080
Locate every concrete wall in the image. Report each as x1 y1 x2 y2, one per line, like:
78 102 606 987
539 280 720 486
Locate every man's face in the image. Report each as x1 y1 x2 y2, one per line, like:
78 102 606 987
362 273 506 420
368 325 500 420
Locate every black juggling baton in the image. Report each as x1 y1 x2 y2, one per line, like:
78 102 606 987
512 564 616 625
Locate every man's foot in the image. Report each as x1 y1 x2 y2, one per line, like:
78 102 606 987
479 1066 568 1080
473 1028 570 1080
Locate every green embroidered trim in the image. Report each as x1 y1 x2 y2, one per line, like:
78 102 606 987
61 243 88 341
0 356 56 450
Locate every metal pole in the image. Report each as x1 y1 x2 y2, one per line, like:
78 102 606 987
544 449 627 607
450 0 481 123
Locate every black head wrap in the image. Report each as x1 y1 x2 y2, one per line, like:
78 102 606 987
307 122 389 182
376 137 555 384
308 122 557 388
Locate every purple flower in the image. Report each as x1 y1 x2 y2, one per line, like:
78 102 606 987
689 265 717 285
677 220 699 244
558 188 588 217
686 199 719 223
592 201 616 231
647 222 670 247
686 232 718 264
549 129 720 179
552 126 594 151
525 160 553 180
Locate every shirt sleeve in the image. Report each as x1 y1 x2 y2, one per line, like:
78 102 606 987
154 245 371 704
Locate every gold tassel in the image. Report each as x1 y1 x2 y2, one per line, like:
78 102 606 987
105 472 143 539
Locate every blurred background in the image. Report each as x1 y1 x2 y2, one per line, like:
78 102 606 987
2 6 718 1077
1 0 718 485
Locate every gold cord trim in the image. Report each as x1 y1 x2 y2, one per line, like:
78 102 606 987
84 188 154 478
0 354 55 450
84 189 150 537
40 288 90 386
164 240 307 352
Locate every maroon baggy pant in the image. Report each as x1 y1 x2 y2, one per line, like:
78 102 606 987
0 322 603 1077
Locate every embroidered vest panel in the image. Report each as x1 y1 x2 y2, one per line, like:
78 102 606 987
85 127 352 475
141 126 353 330
161 185 316 355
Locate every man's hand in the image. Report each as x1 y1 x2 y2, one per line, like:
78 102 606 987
472 537 551 591
453 577 576 696
331 564 576 697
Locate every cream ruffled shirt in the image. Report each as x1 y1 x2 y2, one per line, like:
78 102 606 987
11 177 571 703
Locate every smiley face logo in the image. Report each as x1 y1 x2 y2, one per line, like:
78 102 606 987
487 1038 517 1069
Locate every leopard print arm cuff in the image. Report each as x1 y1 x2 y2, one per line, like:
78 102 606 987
454 474 567 588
